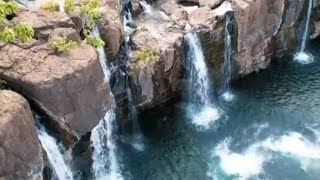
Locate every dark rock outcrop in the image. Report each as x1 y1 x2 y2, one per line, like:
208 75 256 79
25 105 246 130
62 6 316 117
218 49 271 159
0 90 43 179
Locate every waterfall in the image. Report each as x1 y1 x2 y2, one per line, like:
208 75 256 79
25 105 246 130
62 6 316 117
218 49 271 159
185 27 221 130
301 0 313 52
294 0 314 64
123 0 144 151
90 25 123 180
139 0 170 21
221 13 234 102
37 126 74 180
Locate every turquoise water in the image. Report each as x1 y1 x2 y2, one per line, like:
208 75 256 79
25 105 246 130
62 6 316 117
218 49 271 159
118 42 320 180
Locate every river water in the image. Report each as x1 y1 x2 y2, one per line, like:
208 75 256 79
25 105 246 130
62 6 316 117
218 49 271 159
118 41 320 180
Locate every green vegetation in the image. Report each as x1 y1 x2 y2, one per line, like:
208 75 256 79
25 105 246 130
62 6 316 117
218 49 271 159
0 27 15 42
13 23 34 42
0 0 19 19
0 79 7 90
84 35 105 48
64 0 74 12
48 37 77 53
80 0 101 29
41 1 59 13
0 1 34 43
134 47 159 62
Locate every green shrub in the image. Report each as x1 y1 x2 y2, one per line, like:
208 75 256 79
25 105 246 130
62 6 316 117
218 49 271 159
48 37 77 53
0 1 34 43
0 0 19 18
80 0 101 29
84 35 104 48
0 79 7 90
13 23 34 42
0 27 15 42
64 0 74 12
134 47 159 62
41 1 59 13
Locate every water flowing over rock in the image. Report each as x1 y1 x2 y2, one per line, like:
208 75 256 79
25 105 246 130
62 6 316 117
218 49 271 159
37 125 74 180
0 90 43 179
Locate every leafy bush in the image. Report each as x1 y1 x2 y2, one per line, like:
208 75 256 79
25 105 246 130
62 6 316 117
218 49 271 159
80 0 101 29
41 1 59 12
134 47 159 62
0 1 34 43
13 23 34 42
0 0 19 18
64 0 74 12
84 35 104 48
0 79 7 90
0 27 15 42
48 38 77 53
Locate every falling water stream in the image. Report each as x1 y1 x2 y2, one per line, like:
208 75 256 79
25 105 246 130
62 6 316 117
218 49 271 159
122 0 145 151
294 0 314 64
37 125 74 180
185 27 221 130
90 25 123 180
221 13 235 102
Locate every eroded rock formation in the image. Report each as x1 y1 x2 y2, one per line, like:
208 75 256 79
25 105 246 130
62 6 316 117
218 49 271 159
0 90 43 179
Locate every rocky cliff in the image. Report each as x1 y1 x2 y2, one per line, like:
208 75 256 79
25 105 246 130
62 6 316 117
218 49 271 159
0 90 43 179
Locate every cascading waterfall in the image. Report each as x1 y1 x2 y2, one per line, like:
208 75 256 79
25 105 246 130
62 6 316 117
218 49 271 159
37 125 74 180
294 0 314 64
221 13 234 102
90 25 123 180
185 25 221 130
122 0 144 151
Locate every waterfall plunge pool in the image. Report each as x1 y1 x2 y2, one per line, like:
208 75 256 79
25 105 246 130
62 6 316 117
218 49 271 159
117 41 320 180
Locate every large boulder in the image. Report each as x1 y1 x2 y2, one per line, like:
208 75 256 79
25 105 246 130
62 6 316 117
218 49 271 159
0 9 113 136
0 90 43 179
98 0 124 59
231 0 309 76
130 17 183 109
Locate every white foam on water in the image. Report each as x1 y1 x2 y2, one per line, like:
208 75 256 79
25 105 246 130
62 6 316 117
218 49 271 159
211 139 268 180
190 105 221 130
294 52 314 64
37 127 74 180
210 130 320 180
221 91 235 102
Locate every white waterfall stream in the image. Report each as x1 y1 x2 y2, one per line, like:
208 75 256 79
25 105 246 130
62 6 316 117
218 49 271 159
221 13 235 102
294 0 314 64
90 25 123 180
185 26 221 130
37 126 74 180
123 0 144 151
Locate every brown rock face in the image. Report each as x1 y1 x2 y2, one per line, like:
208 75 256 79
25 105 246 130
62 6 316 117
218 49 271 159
0 90 43 179
99 0 124 59
0 9 113 136
0 42 112 136
130 18 183 108
231 0 309 76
